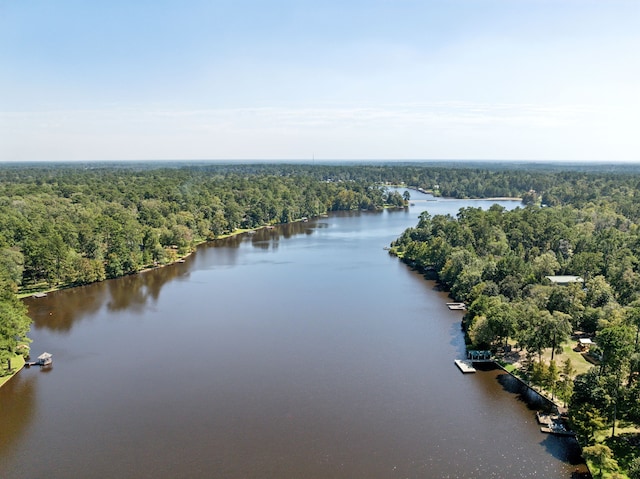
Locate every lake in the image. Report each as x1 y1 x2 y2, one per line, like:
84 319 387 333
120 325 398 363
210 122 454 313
0 190 585 478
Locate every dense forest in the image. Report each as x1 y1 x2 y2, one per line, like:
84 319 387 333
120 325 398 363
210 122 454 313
0 164 409 291
3 161 640 475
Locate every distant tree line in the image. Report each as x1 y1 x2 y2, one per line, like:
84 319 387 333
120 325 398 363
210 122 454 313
1 160 639 291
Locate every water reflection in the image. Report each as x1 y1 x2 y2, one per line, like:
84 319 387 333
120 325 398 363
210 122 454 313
25 259 191 332
24 220 329 332
25 283 108 332
22 208 417 335
491 366 586 468
104 267 191 312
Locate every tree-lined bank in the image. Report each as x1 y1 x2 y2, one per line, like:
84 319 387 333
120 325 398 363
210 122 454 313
391 178 640 477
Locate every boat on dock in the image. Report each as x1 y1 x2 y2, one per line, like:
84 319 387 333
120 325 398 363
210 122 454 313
537 411 575 436
540 423 575 436
454 359 476 373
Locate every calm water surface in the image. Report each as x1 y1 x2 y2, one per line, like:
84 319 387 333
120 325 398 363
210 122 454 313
1 192 584 478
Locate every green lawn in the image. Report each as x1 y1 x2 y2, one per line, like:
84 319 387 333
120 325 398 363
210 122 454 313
540 341 595 377
0 354 26 388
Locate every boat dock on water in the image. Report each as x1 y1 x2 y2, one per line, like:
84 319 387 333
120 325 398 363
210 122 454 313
25 352 53 367
455 350 493 374
454 359 476 373
446 302 466 310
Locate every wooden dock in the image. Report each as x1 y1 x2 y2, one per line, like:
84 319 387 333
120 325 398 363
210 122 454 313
454 359 476 373
446 302 466 310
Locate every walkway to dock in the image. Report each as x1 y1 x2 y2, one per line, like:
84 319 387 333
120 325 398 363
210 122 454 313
25 352 52 367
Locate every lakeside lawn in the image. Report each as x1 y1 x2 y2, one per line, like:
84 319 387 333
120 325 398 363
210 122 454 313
0 354 26 388
540 342 594 377
497 339 596 410
537 342 639 479
502 337 594 378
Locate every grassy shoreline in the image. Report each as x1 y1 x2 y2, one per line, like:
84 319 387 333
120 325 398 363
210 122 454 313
0 354 26 389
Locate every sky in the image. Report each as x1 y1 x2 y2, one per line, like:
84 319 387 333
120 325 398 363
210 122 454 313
1 0 639 162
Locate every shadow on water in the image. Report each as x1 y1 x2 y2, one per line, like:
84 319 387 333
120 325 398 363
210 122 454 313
539 434 589 469
209 218 324 251
493 366 551 411
24 259 189 332
448 320 467 351
25 218 328 333
401 266 466 352
487 363 591 476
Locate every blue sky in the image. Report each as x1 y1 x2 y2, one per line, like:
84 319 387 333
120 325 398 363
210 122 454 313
1 0 639 161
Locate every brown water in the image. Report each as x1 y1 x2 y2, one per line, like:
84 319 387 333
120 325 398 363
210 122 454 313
0 192 585 478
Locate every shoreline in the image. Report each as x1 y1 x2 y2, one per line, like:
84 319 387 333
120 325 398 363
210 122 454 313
438 196 523 201
17 224 283 299
17 192 521 299
0 355 25 389
10 222 291 385
491 359 561 410
488 359 591 476
132 222 307 275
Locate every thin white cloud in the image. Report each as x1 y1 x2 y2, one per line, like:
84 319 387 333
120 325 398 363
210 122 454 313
135 101 596 129
0 101 637 161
